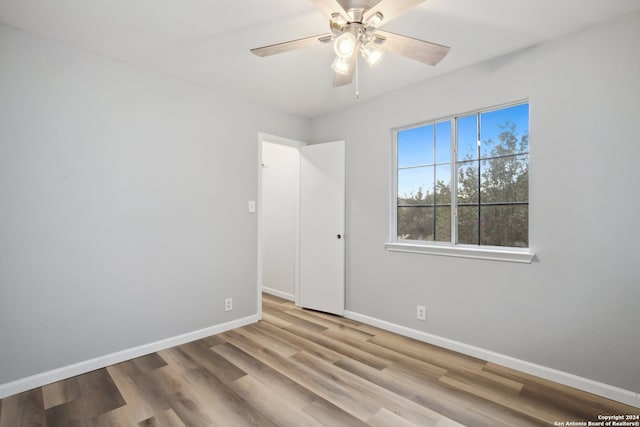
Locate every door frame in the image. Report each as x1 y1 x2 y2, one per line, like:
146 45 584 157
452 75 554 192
257 132 306 318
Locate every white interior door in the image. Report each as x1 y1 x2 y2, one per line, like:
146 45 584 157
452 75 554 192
299 140 345 315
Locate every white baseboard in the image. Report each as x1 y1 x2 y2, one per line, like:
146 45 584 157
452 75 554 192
262 287 295 301
344 310 640 409
0 314 260 400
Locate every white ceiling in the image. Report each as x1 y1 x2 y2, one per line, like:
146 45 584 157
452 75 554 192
1 0 639 118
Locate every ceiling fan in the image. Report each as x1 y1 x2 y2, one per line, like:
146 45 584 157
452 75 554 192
250 0 450 88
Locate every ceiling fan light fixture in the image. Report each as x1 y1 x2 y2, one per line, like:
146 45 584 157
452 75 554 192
330 13 347 34
367 11 384 27
330 13 347 27
331 55 351 75
361 42 385 67
334 31 356 58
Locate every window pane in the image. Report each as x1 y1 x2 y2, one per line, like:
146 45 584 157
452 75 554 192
397 125 434 168
457 114 477 161
435 164 451 205
457 161 478 204
435 121 451 164
480 155 528 203
480 104 529 159
435 206 451 242
480 205 528 247
457 206 478 245
398 166 434 204
398 207 434 241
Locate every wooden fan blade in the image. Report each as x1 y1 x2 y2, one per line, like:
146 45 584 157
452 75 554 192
375 30 449 65
333 53 357 87
251 34 332 57
364 0 426 26
310 0 349 20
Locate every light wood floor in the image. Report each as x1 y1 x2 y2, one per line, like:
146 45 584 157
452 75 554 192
1 293 638 426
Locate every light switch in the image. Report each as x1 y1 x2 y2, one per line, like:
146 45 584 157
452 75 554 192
248 200 256 213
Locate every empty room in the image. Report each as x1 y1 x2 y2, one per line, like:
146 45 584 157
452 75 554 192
1 0 639 426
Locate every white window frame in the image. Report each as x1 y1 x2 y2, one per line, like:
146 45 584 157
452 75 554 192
386 101 535 263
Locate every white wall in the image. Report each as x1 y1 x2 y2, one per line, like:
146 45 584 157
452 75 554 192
0 24 309 387
261 141 300 300
311 12 640 395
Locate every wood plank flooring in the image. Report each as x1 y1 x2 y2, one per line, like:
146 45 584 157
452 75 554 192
1 293 638 426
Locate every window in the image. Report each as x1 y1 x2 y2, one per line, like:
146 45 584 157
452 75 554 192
389 102 533 262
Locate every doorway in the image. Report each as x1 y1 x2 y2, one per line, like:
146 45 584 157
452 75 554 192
257 133 346 318
258 133 304 308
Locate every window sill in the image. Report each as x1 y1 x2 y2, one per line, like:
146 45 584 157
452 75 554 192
384 242 535 264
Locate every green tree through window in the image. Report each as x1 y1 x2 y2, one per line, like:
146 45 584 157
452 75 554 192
396 103 529 248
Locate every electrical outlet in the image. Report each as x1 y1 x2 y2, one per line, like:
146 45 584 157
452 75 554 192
225 297 233 312
417 305 426 321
